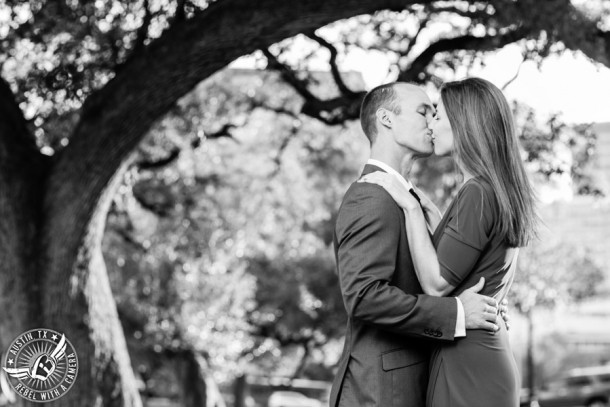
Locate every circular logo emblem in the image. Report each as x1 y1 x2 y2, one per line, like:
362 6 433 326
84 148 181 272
2 328 78 403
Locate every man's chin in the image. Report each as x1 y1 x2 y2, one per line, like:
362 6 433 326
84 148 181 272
433 146 451 157
412 149 434 159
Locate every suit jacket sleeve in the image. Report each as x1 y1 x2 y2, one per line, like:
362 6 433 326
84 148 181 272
335 183 457 341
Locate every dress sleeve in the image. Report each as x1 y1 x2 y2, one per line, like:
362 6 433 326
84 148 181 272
436 181 494 287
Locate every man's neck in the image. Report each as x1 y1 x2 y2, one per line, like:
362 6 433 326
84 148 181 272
369 149 416 178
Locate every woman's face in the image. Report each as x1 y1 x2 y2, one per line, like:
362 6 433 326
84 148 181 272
430 100 454 156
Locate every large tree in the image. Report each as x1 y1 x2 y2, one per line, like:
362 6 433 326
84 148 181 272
1 0 609 405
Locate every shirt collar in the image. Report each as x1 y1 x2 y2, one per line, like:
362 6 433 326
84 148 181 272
366 158 414 191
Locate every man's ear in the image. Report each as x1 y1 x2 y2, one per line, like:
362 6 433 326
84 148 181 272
376 108 392 129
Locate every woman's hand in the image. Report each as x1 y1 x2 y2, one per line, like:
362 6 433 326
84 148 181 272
412 185 442 227
358 171 420 212
411 185 436 213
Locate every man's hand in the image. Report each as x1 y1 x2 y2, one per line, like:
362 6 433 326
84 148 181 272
457 277 499 332
500 299 510 330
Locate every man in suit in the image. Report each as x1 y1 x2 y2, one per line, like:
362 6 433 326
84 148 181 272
329 82 502 407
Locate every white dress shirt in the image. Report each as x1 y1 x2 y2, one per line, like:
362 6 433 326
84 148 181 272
366 158 466 337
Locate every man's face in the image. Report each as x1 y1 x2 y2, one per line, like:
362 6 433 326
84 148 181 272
389 85 435 156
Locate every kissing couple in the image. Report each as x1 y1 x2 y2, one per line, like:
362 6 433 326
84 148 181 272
330 78 537 407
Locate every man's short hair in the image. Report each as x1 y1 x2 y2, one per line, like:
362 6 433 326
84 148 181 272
360 83 402 145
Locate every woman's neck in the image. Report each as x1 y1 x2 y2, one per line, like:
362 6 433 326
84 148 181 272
457 163 475 183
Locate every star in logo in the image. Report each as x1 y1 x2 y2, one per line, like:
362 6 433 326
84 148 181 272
51 334 58 341
8 359 13 366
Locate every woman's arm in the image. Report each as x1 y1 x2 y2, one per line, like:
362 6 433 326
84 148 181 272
413 185 442 233
402 206 455 296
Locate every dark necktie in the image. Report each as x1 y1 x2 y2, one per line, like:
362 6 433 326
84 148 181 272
409 188 421 204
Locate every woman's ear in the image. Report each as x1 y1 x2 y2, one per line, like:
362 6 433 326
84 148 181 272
376 108 392 129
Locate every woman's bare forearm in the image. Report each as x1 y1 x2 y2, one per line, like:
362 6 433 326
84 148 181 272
423 207 442 233
403 208 454 296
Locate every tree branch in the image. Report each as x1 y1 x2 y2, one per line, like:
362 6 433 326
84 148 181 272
502 51 528 90
269 124 300 177
300 92 366 125
252 99 300 119
262 48 316 101
136 123 237 170
137 149 182 170
263 47 366 125
398 27 530 82
45 0 532 287
402 14 431 58
307 33 357 96
427 4 493 20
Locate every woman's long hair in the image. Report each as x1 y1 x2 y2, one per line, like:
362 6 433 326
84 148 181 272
440 77 538 247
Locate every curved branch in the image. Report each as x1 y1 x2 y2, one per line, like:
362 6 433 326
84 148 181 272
263 48 316 100
427 4 493 20
136 123 237 170
398 27 530 82
45 0 423 257
502 52 527 90
307 33 357 96
402 15 431 58
301 91 366 125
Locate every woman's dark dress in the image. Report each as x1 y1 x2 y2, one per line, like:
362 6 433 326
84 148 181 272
427 178 520 407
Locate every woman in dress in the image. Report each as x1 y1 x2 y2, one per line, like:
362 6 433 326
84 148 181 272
360 77 538 407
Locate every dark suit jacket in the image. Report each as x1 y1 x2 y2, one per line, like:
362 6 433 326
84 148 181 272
329 164 458 407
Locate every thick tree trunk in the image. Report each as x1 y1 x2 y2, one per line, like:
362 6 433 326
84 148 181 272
0 77 142 406
39 159 142 407
174 350 210 407
0 176 143 407
0 78 47 376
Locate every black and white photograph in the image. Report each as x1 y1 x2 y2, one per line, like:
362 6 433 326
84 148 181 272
0 1 609 406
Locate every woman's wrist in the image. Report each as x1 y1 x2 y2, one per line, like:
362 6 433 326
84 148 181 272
404 204 425 216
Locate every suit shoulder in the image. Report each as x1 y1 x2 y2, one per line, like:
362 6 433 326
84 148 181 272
340 181 400 214
335 182 401 241
336 182 401 233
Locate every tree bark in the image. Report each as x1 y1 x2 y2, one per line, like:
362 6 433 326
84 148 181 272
174 349 226 407
40 158 142 407
0 78 47 362
0 75 143 405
